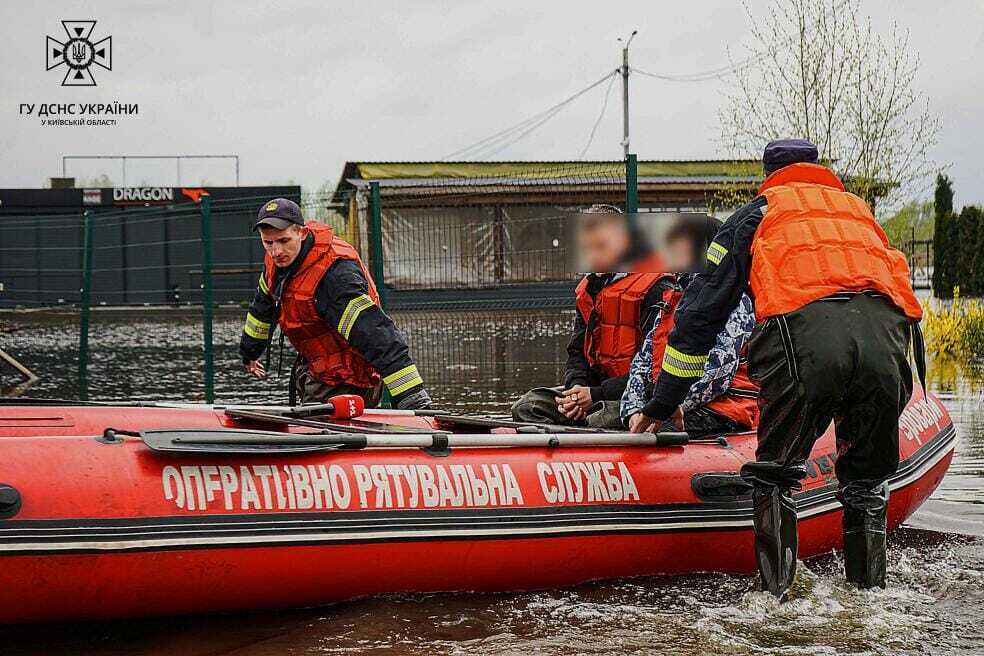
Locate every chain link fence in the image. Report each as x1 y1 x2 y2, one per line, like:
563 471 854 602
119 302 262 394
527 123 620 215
355 161 628 308
1 161 644 407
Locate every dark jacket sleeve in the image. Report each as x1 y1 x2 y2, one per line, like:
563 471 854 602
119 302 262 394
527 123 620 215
563 309 592 389
313 260 425 401
638 283 667 336
642 197 767 419
591 374 628 402
238 271 276 363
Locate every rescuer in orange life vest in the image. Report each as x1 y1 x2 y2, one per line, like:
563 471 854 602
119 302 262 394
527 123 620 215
239 198 431 409
630 140 924 598
511 204 674 429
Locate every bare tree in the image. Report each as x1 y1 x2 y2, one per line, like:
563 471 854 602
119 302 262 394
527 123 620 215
719 0 941 211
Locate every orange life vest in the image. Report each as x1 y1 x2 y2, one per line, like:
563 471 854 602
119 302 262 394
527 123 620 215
650 294 760 430
575 273 668 379
704 362 760 430
749 163 922 322
265 222 381 389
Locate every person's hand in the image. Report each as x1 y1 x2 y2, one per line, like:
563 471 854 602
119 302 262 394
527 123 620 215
556 386 589 421
245 360 267 380
629 412 657 433
559 385 593 411
557 401 586 421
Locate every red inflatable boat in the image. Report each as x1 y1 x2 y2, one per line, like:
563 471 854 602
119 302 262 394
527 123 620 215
0 388 955 623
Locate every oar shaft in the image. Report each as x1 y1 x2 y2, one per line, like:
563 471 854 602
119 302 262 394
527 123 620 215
433 432 686 448
174 432 687 449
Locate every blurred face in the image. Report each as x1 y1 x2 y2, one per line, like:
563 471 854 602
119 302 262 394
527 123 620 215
664 235 697 272
259 224 306 268
577 215 630 272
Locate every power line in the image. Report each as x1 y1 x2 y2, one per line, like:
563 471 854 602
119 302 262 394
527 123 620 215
479 105 568 160
579 72 618 158
631 51 766 83
440 70 618 161
443 70 617 160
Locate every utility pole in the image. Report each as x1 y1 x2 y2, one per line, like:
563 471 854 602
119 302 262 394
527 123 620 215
620 30 637 157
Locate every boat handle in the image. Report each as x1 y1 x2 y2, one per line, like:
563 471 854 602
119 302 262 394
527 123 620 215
0 483 21 519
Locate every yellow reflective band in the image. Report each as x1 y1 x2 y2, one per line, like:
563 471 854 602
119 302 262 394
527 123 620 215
258 272 269 295
383 364 424 396
383 364 418 385
661 345 708 378
665 345 708 364
337 294 375 339
706 241 728 266
661 361 704 378
243 313 271 340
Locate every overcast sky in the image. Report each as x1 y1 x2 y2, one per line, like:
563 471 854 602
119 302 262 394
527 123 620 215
1 1 981 208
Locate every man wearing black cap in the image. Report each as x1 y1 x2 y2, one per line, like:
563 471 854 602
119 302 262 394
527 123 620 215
629 140 923 598
239 198 432 409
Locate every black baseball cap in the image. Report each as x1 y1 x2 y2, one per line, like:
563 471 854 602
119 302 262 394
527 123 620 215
253 198 303 231
763 139 819 175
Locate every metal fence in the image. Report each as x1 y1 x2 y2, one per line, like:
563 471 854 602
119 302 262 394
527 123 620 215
358 159 637 310
1 159 644 404
0 307 572 413
905 239 933 291
0 211 85 308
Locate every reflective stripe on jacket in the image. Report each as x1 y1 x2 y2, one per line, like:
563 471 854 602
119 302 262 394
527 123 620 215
266 222 382 389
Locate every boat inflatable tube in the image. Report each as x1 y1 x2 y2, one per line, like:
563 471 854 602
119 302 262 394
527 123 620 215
0 387 956 623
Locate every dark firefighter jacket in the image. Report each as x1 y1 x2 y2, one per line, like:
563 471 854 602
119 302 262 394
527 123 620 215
239 230 424 402
643 163 920 420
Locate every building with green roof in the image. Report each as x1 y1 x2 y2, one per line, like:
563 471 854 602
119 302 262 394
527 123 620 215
326 160 762 303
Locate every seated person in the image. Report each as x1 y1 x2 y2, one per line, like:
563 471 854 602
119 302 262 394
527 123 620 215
511 204 675 428
622 219 759 436
622 293 758 436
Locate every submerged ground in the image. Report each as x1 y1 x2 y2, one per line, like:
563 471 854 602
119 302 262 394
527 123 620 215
1 309 982 655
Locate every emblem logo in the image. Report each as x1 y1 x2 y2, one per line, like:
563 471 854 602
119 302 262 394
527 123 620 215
46 21 112 87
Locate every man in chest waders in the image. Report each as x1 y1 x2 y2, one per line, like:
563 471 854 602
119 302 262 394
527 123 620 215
239 198 432 410
630 140 924 599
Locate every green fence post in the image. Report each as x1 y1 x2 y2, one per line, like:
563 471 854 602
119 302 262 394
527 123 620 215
78 210 94 401
625 153 638 219
200 194 215 403
367 181 392 407
368 181 388 308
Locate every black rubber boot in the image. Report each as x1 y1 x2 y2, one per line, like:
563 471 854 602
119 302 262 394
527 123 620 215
840 482 890 589
751 485 799 601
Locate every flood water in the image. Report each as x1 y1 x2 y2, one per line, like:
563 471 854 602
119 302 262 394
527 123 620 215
1 308 983 655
